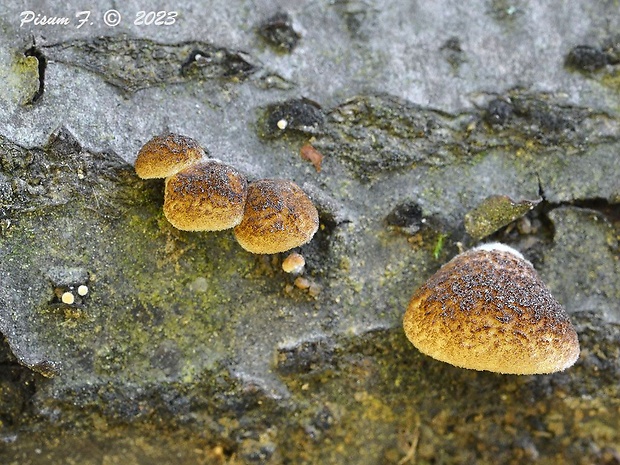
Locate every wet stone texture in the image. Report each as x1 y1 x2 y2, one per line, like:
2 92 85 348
0 1 619 464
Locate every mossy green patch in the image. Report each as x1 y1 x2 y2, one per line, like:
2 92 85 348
7 54 40 105
464 194 540 240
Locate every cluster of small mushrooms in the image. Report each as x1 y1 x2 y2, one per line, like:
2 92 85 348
135 135 580 376
403 243 580 375
134 133 319 255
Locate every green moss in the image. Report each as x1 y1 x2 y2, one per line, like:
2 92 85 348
600 69 620 93
432 233 447 259
464 194 540 240
8 54 40 105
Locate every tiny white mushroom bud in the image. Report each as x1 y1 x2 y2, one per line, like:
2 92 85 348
61 292 75 305
77 285 89 296
282 252 305 274
276 119 288 130
294 277 311 289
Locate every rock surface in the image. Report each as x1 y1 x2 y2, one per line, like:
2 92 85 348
0 1 619 464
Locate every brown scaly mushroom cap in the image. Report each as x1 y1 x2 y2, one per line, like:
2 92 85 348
403 243 580 375
163 161 248 231
234 179 319 254
135 133 206 179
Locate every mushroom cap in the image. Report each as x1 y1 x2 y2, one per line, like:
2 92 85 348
403 243 580 374
135 133 205 179
234 179 319 254
282 252 306 274
164 161 248 231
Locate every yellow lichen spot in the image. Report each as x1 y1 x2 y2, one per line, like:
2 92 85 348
353 391 395 422
8 55 40 105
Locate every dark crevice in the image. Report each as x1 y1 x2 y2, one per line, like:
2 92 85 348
487 196 619 268
484 199 554 267
554 198 620 223
534 201 557 247
535 174 620 223
0 334 39 430
24 46 46 104
536 173 545 200
179 49 205 75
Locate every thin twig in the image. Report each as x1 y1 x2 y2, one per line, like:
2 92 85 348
398 415 421 465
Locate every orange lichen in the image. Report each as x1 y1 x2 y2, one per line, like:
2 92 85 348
300 144 324 172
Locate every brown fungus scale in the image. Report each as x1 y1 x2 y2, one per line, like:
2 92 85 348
164 161 248 231
135 133 205 179
234 179 319 254
403 243 580 374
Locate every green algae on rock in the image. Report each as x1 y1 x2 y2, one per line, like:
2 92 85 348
6 53 40 105
464 194 541 240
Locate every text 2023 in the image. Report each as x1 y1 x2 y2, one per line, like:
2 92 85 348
134 11 177 26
